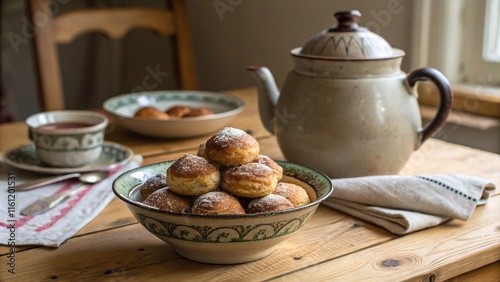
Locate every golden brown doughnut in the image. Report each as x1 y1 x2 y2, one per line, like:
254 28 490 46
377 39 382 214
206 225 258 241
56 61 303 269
142 187 191 213
134 106 170 119
221 162 278 198
166 154 220 196
191 191 246 215
273 182 310 207
205 127 260 166
166 105 191 118
184 108 214 117
247 194 294 213
197 141 207 158
139 173 167 199
252 155 283 181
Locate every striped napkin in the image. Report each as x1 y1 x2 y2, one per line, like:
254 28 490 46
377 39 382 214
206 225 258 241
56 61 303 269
0 155 142 247
323 174 496 234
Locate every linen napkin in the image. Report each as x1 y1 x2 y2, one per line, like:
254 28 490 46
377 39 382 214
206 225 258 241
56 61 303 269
0 155 142 247
323 174 496 235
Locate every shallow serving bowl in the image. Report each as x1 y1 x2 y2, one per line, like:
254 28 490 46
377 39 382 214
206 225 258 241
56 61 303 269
103 91 245 138
112 160 333 264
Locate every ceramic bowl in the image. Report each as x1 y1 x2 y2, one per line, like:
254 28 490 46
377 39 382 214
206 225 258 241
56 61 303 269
26 110 108 167
112 160 333 264
103 91 245 138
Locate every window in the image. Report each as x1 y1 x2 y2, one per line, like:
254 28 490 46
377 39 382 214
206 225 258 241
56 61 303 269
483 0 500 62
411 0 500 118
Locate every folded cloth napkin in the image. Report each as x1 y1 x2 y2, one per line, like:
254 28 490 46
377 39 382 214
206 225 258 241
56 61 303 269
0 155 142 247
323 174 496 235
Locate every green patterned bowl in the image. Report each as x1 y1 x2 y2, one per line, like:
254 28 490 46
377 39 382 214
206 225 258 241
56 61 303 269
103 91 244 138
112 160 333 264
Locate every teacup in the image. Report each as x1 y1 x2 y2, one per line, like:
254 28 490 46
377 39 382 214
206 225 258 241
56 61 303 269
26 111 108 167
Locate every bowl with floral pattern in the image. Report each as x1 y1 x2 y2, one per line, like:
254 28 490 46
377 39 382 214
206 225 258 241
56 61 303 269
103 91 245 138
112 160 333 264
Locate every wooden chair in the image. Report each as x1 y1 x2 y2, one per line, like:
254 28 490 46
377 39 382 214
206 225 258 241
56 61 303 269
27 0 198 111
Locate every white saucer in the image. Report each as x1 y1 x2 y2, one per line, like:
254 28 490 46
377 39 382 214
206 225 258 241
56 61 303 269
2 142 134 174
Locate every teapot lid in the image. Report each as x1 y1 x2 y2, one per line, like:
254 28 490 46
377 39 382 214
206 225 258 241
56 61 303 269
299 10 402 59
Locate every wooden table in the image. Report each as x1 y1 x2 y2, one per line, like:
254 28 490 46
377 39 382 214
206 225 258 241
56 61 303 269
1 88 499 281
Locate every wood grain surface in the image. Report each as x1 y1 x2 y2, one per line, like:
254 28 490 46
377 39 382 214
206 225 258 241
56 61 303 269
0 88 498 281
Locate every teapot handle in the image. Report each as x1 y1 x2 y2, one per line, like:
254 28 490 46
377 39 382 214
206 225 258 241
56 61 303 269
407 67 453 143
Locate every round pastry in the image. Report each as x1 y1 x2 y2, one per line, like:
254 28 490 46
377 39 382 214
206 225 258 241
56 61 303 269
221 162 278 198
252 155 283 181
139 173 167 199
191 191 246 215
142 187 191 213
166 154 220 196
197 141 207 158
247 194 294 213
184 108 214 117
273 182 310 207
205 127 260 166
134 106 170 119
166 105 191 118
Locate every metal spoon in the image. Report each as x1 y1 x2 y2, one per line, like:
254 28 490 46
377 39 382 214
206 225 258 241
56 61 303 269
20 170 110 216
15 171 110 191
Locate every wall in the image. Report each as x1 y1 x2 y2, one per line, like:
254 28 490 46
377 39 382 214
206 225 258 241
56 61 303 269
188 0 413 91
1 0 414 121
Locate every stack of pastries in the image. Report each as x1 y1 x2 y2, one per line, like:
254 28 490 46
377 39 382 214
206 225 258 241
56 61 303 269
134 105 213 120
140 127 311 214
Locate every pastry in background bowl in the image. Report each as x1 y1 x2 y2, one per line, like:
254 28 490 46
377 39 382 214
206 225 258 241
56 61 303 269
134 106 170 119
103 91 245 138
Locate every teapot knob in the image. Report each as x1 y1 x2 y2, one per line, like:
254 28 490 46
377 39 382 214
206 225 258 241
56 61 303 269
329 10 364 32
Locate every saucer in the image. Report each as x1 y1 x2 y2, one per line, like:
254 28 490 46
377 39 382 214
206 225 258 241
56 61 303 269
2 142 134 174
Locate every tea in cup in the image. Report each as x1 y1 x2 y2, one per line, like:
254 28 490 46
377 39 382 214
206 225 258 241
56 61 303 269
26 111 109 167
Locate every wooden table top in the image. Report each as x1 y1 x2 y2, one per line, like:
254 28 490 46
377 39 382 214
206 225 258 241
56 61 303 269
1 88 499 281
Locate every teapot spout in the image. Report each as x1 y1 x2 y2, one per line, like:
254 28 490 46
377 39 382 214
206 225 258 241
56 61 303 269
247 66 280 134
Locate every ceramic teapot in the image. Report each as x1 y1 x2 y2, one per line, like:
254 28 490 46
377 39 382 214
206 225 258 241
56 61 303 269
248 10 452 178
